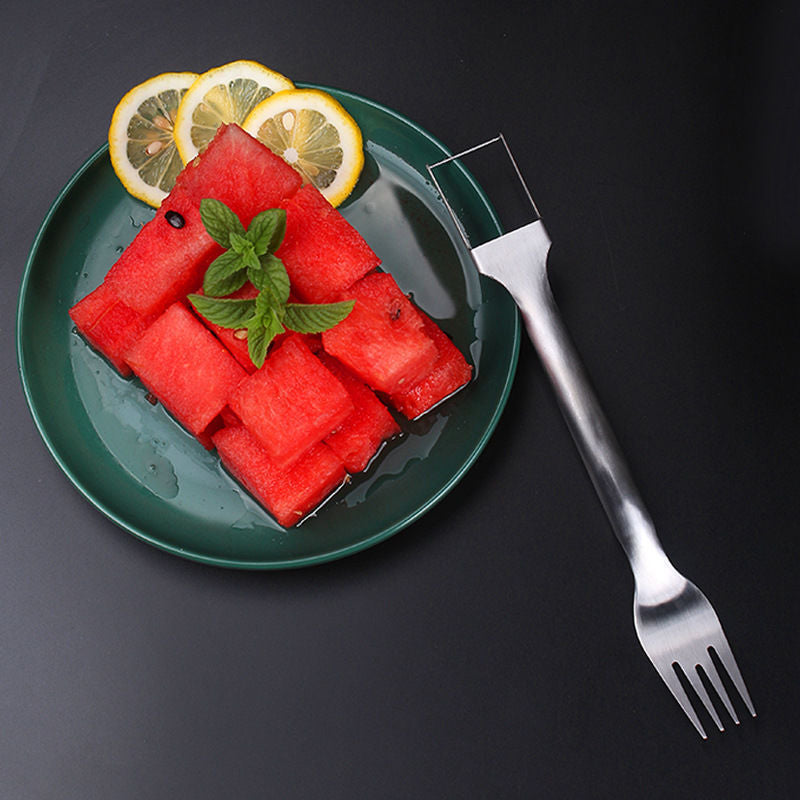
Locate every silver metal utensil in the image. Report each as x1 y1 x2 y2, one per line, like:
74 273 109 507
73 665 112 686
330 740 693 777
427 135 756 738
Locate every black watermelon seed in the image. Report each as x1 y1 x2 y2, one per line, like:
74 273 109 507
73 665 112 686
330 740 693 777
165 210 185 228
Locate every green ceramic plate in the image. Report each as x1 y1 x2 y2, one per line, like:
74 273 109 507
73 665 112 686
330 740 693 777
16 86 519 569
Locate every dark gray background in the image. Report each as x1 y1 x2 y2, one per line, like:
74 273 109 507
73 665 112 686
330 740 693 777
2 0 798 797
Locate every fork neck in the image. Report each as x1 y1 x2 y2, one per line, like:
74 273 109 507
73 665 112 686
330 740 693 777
529 273 678 588
472 228 677 591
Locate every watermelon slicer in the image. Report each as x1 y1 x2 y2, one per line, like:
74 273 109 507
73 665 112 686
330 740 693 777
426 135 755 737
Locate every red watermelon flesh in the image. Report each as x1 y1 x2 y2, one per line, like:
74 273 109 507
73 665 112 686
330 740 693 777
213 424 347 528
104 125 302 317
69 282 155 376
319 353 400 472
69 281 118 329
219 405 242 428
195 413 225 451
228 335 354 469
321 271 438 395
125 302 247 441
103 193 220 318
390 311 473 419
277 184 380 303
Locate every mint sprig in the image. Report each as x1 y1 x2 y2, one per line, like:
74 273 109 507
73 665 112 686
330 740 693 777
187 199 354 368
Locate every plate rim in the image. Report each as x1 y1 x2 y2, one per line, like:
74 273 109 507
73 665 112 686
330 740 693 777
16 86 520 569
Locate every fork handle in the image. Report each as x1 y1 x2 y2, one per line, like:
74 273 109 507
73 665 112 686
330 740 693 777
514 262 673 580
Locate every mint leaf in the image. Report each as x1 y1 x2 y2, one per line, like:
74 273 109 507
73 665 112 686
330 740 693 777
263 306 286 340
249 254 290 305
199 198 246 248
247 208 286 256
229 232 262 271
247 310 285 368
203 250 247 296
208 267 248 297
284 300 355 334
188 294 257 328
255 286 279 318
241 247 261 271
228 231 248 254
246 319 269 369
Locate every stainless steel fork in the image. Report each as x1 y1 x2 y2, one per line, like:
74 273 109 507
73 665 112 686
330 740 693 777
427 135 756 738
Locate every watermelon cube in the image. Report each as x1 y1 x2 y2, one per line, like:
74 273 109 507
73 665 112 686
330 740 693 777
319 353 400 472
228 335 354 469
213 424 347 527
125 302 247 441
69 282 155 376
390 312 473 418
277 183 380 303
104 124 302 317
321 272 438 395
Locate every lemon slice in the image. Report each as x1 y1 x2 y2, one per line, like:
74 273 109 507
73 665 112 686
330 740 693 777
108 71 199 207
173 60 295 163
242 88 364 207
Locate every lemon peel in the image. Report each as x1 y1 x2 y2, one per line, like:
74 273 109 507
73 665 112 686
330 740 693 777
108 71 199 207
173 60 295 164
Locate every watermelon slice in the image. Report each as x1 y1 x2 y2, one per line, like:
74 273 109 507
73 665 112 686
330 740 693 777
104 124 302 317
319 353 400 472
321 271 438 395
213 424 347 528
277 183 380 303
390 312 473 418
125 302 247 442
228 335 354 469
69 282 155 376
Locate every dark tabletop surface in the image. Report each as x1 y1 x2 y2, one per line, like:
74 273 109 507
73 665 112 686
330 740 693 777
2 0 799 797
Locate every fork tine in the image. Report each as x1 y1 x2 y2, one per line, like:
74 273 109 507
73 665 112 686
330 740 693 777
655 662 708 739
711 640 757 717
682 663 725 732
699 650 739 725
